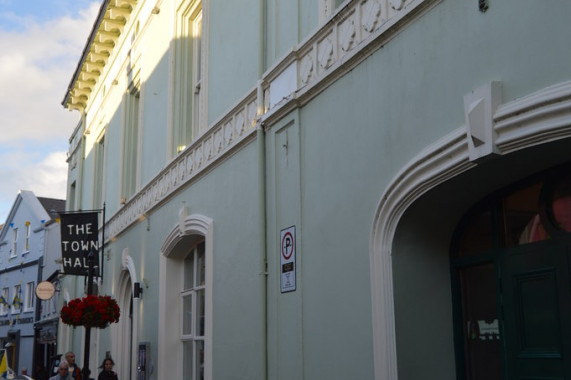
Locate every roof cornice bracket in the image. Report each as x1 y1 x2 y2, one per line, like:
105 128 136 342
109 6 131 19
115 0 137 7
93 42 115 54
103 18 127 30
89 51 110 62
98 29 121 39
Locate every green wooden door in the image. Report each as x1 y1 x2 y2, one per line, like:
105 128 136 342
502 240 571 380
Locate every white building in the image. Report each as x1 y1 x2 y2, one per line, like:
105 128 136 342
62 0 571 379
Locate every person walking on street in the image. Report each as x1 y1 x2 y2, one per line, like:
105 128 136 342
98 358 118 380
49 361 72 380
65 352 82 380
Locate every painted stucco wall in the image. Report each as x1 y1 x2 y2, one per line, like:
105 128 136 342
96 140 265 379
262 0 571 379
64 0 571 379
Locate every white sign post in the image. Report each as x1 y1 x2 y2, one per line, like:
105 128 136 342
280 225 296 293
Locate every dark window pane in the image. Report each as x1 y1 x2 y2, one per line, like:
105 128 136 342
503 181 548 246
551 175 571 233
459 264 501 380
456 208 493 257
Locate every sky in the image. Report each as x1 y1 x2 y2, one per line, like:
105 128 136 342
0 0 100 223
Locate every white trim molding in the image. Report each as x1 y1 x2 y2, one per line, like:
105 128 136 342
104 0 444 243
370 79 571 380
159 212 213 380
105 88 257 241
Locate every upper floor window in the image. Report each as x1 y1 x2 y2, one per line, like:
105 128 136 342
122 80 141 202
24 222 31 253
173 0 205 155
10 228 18 258
182 242 205 380
0 288 9 315
24 282 34 312
11 284 22 314
94 135 106 209
69 181 77 211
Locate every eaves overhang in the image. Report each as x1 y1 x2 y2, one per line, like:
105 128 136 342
62 0 137 113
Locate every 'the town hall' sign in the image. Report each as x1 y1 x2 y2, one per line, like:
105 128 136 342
60 212 100 276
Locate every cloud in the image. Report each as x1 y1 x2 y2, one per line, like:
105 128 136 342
0 2 99 223
0 2 99 144
0 149 68 223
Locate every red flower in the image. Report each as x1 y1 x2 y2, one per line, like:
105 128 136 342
60 295 120 328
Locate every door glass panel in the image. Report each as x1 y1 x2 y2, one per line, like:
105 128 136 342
456 207 493 257
551 175 571 233
503 181 548 246
459 264 501 380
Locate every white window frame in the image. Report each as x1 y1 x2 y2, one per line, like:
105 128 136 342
24 282 34 312
11 284 21 314
0 288 9 315
10 227 18 258
93 132 107 209
121 77 141 203
172 0 207 155
23 223 31 254
159 213 212 380
181 242 206 380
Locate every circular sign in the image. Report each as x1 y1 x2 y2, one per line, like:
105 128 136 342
281 231 294 260
36 281 56 300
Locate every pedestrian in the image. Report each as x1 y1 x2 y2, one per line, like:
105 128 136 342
49 361 71 380
65 352 82 380
98 358 118 380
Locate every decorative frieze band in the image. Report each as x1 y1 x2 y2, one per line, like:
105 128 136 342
105 90 258 240
261 0 442 125
104 0 441 240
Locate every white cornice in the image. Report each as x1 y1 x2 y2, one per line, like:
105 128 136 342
63 0 138 112
102 0 448 241
261 0 443 126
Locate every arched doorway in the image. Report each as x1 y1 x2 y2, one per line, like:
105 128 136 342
114 253 139 380
451 163 571 379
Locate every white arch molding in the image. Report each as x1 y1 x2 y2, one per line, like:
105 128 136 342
111 249 139 380
158 209 213 380
370 80 571 380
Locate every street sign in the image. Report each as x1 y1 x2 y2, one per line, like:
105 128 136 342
60 212 100 276
36 281 55 300
280 225 296 293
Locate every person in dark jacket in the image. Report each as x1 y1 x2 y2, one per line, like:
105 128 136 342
98 358 118 380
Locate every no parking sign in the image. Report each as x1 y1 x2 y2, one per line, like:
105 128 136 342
280 225 296 293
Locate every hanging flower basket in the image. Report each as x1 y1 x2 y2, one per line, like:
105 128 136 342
60 295 120 329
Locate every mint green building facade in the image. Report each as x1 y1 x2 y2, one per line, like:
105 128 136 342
61 0 571 379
